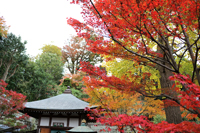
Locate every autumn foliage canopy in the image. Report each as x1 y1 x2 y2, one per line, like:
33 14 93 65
67 0 200 132
83 64 200 132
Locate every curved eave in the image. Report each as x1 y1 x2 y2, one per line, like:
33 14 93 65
22 106 97 112
20 106 97 119
23 108 85 112
19 108 85 119
22 105 97 112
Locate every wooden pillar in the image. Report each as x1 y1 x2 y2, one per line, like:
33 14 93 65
37 116 41 133
49 113 53 133
79 113 81 126
67 114 70 127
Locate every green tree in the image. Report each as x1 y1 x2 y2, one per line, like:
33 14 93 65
40 44 62 57
0 33 28 81
6 44 63 101
27 65 56 100
35 52 64 84
7 60 57 101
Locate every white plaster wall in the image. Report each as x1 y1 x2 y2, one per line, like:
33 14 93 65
40 117 49 126
69 118 79 127
51 117 67 127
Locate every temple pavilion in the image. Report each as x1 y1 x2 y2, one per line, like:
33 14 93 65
20 88 96 133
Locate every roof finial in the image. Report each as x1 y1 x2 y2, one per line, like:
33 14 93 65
63 86 72 94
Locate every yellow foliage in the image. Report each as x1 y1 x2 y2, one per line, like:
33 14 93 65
83 56 165 117
40 44 62 57
84 85 164 117
0 16 9 37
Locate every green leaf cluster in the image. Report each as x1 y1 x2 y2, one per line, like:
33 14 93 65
35 52 64 84
5 40 64 101
40 44 62 57
0 33 28 81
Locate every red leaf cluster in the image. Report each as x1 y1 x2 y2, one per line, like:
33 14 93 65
86 108 200 133
169 74 200 115
81 62 200 132
0 80 29 128
67 0 200 65
80 61 153 95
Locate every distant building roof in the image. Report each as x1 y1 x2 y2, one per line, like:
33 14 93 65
25 89 92 111
20 89 97 118
0 124 14 132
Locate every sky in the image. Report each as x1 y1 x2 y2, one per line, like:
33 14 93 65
0 0 83 57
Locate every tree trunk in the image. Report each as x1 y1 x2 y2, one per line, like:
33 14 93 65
157 36 182 124
1 61 12 81
158 66 182 124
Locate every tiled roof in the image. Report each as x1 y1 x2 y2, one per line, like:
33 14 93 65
25 89 91 110
0 124 14 132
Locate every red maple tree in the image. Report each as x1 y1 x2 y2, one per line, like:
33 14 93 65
0 80 29 129
67 0 200 132
83 64 200 132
